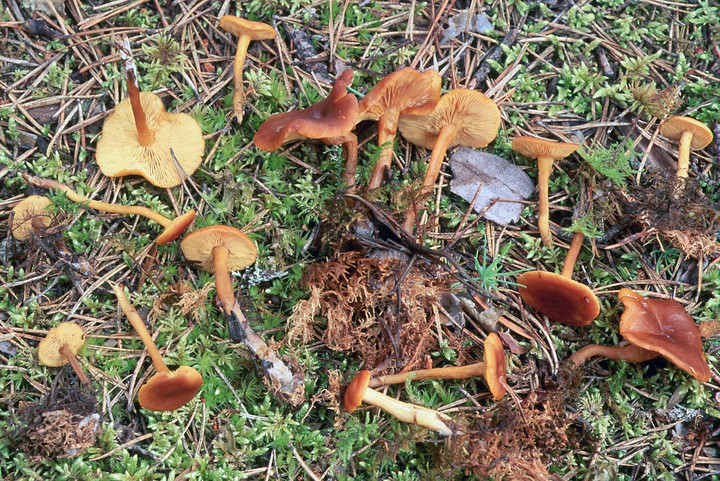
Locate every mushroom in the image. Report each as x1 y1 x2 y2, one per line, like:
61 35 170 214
511 137 580 246
180 225 305 404
517 231 600 326
24 175 195 245
344 370 455 435
96 37 205 188
660 116 713 179
357 68 441 189
570 288 711 382
11 195 55 242
111 283 203 411
254 69 359 195
38 322 89 384
368 333 508 400
397 89 501 231
218 15 276 124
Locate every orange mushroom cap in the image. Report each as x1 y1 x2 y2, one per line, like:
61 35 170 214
344 370 371 412
38 322 86 367
11 195 55 241
219 15 276 41
137 365 204 411
517 271 600 326
511 136 580 161
660 116 713 149
484 332 507 400
618 288 711 382
180 225 257 273
357 68 441 123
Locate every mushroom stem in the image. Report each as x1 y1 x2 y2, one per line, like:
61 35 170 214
59 343 89 384
112 284 170 374
561 232 585 278
569 343 660 367
536 155 554 246
212 246 237 310
676 130 693 179
126 70 154 147
368 363 486 388
361 387 454 436
368 114 400 189
231 35 251 123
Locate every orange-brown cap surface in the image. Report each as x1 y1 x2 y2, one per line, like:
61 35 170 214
344 370 371 412
517 271 599 326
254 69 358 151
181 225 257 273
219 15 276 41
618 288 711 382
660 116 713 149
11 195 55 241
512 136 580 160
138 365 203 411
357 68 441 123
484 333 507 400
38 322 86 367
156 209 196 245
397 89 501 150
96 91 205 188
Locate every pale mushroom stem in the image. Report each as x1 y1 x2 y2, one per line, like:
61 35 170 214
368 114 400 189
402 124 459 232
362 388 454 435
676 130 693 179
112 284 170 374
125 71 154 147
212 246 237 310
368 362 486 388
537 155 554 246
231 35 251 123
59 344 89 384
569 343 660 366
561 232 585 278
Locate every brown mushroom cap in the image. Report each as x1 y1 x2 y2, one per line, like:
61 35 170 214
618 288 711 382
357 68 441 123
344 370 371 412
484 333 507 400
219 15 276 41
38 322 85 367
660 116 713 149
137 365 204 411
253 69 358 151
181 225 257 273
11 195 55 241
517 271 600 326
397 89 501 150
511 136 580 161
96 91 205 188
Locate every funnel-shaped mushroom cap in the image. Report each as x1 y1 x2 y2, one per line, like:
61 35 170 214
38 322 85 367
219 15 276 41
344 370 371 412
357 68 441 123
511 136 580 160
660 116 713 149
397 89 501 150
254 69 358 151
96 91 205 188
484 333 507 400
137 365 203 411
618 288 711 382
517 271 599 326
181 225 257 273
11 195 55 241
155 209 196 245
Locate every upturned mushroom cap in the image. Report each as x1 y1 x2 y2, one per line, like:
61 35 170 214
137 365 204 411
11 195 55 241
96 91 205 188
38 322 85 367
155 209 196 245
511 136 580 160
397 89 501 150
484 333 507 400
344 370 371 412
618 288 711 382
357 68 441 123
219 15 276 41
660 116 713 149
181 225 257 273
253 69 358 151
517 271 600 326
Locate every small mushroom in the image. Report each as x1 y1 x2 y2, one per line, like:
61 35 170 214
357 68 441 189
24 175 195 245
397 89 501 231
11 195 55 241
660 116 713 179
511 137 580 246
517 232 600 326
218 15 276 124
112 284 203 411
96 37 205 188
180 225 305 404
38 322 89 384
344 370 455 435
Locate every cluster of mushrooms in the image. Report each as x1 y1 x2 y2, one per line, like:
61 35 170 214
11 14 714 436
